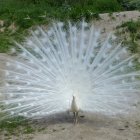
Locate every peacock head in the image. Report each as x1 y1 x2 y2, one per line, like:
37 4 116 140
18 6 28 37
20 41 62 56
72 95 76 100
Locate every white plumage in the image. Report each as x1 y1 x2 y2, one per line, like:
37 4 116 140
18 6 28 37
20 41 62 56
0 21 140 119
71 95 79 113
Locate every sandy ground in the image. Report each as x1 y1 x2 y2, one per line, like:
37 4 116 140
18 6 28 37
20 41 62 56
0 10 140 140
93 10 140 38
30 113 140 140
1 112 140 140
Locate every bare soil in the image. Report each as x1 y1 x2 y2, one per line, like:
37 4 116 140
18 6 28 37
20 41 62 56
94 10 140 37
31 113 140 140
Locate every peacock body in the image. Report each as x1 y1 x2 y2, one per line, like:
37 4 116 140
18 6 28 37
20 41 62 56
0 21 140 119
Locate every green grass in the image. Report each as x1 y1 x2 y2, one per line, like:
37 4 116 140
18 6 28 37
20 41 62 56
117 0 140 10
116 21 140 73
0 0 123 53
116 20 140 53
119 20 140 33
0 0 122 21
0 116 35 134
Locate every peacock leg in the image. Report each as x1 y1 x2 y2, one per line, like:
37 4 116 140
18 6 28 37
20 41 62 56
75 112 78 124
73 112 76 124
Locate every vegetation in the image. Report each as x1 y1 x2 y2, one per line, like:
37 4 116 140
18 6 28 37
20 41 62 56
117 0 140 10
116 20 140 53
0 0 123 53
0 0 139 53
0 116 35 135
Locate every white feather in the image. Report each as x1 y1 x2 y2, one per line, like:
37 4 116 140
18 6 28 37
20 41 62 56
0 21 140 118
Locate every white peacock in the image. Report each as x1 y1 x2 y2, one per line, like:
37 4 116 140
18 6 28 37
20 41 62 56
0 21 140 121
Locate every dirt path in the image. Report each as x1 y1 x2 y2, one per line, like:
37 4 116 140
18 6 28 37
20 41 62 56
93 10 140 38
28 113 140 140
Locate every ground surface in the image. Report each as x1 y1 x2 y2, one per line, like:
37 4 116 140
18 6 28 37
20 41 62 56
0 10 140 140
1 113 140 140
32 113 140 140
94 10 140 37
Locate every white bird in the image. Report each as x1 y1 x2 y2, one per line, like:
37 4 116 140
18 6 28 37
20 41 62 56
70 95 79 124
0 21 140 122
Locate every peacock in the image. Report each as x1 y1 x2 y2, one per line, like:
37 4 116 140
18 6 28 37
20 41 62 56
0 21 140 122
